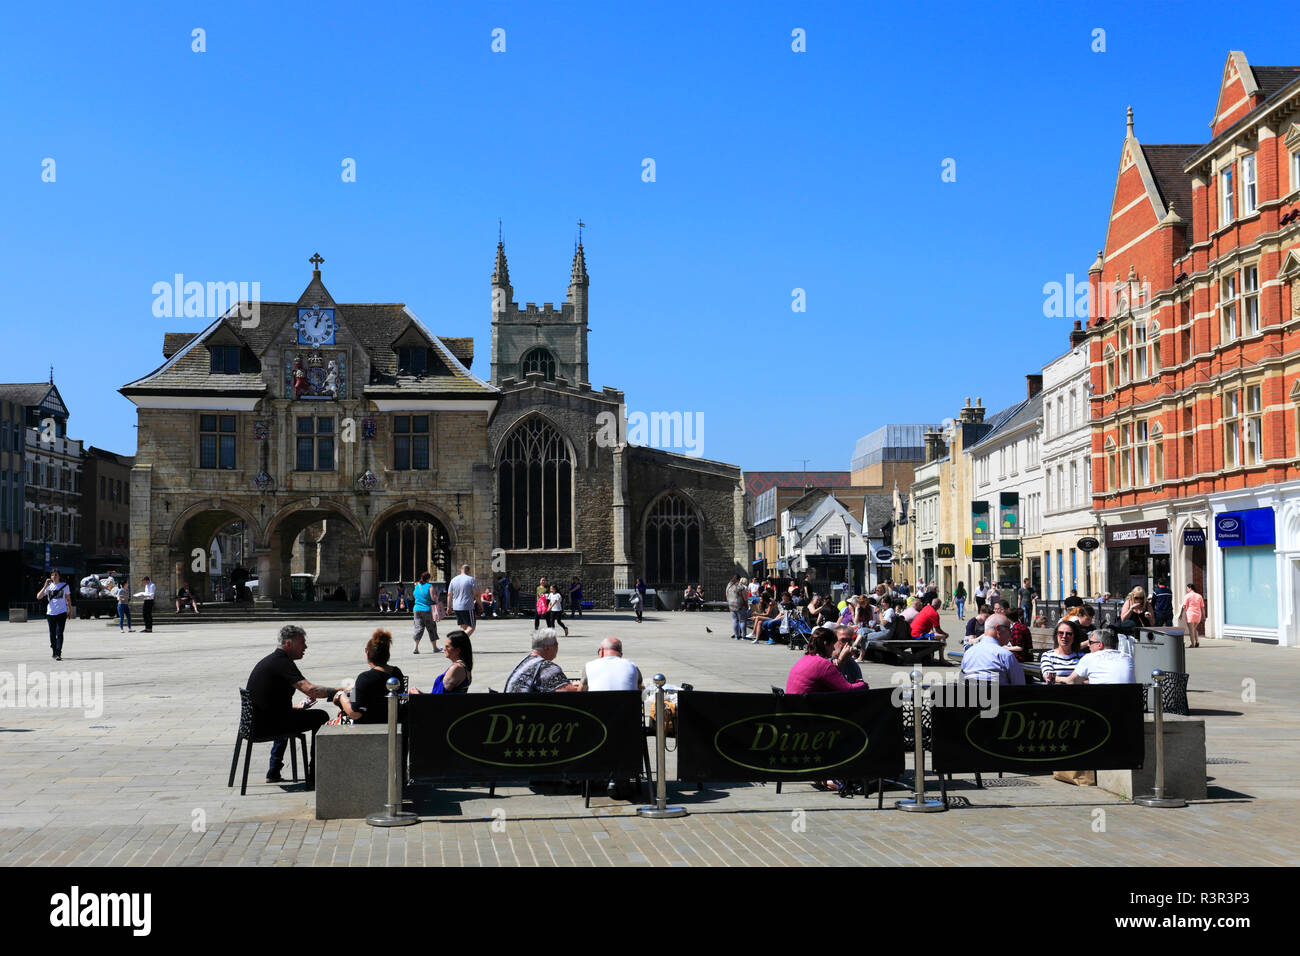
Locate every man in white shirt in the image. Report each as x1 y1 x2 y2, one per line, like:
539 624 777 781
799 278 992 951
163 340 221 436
579 638 644 691
1061 629 1135 684
447 565 479 637
134 576 157 632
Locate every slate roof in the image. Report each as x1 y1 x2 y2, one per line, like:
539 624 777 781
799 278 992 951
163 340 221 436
965 393 1042 451
1252 66 1300 101
121 273 496 400
861 493 894 535
1142 145 1199 222
0 383 56 407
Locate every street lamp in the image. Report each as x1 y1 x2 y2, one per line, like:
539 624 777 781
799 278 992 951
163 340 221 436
842 514 852 594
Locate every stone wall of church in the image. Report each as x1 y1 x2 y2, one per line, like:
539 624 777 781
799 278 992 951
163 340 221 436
625 447 745 600
488 381 625 607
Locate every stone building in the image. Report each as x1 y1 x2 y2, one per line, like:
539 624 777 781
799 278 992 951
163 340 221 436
81 446 135 574
122 244 745 607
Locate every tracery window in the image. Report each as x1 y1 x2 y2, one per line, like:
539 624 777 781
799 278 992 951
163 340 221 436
644 493 701 585
520 348 557 381
498 419 572 549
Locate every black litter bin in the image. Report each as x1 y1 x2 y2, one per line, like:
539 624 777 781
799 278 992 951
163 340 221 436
1122 626 1187 711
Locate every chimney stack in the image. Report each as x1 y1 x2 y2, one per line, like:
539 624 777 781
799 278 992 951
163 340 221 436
1069 319 1087 349
1026 374 1043 399
923 430 946 463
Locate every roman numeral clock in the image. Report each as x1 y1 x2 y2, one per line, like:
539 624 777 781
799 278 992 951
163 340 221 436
297 307 336 347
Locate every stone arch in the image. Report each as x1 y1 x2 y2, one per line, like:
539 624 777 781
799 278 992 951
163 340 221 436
368 502 457 585
519 346 557 381
265 497 365 540
167 497 264 551
495 413 576 551
640 490 703 587
367 499 460 552
265 498 368 602
165 498 265 602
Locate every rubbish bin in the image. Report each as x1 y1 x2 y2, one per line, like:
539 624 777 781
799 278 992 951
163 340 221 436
1120 626 1187 710
657 588 682 612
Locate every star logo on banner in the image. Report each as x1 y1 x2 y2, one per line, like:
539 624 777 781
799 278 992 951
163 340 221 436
502 749 513 758
550 748 559 757
1017 745 1025 753
527 748 536 758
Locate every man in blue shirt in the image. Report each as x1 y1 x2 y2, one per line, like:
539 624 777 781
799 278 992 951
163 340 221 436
959 614 1025 685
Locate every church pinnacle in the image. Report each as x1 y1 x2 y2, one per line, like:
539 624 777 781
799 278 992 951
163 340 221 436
492 239 511 288
570 220 587 286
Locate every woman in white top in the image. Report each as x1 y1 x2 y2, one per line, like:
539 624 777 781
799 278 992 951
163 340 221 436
546 584 569 636
38 570 71 660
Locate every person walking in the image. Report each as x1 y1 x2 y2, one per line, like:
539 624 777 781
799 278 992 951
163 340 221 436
630 583 644 623
954 581 967 620
1180 583 1205 648
447 564 479 638
134 576 156 632
411 571 437 654
546 583 569 635
569 576 584 618
38 571 71 661
533 575 550 631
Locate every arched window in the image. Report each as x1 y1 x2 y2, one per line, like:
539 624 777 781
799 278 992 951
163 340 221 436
520 347 556 381
644 493 701 585
498 419 572 550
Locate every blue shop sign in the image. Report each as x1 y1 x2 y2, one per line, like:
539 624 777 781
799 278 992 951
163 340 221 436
1214 507 1275 547
1182 528 1206 547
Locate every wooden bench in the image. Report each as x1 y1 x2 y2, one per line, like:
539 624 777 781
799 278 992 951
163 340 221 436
865 639 948 665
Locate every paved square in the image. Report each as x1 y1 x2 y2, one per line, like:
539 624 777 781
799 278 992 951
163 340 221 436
1 607 1296 866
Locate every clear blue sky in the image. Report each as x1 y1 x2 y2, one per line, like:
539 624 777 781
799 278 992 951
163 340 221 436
2 1 1293 470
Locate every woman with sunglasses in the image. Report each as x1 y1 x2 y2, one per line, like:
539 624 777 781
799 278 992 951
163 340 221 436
1039 620 1086 683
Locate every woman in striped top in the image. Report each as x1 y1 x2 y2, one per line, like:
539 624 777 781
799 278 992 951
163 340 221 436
1040 620 1086 683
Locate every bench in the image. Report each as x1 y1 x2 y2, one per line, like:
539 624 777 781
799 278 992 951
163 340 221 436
314 723 400 820
701 601 728 612
864 639 948 665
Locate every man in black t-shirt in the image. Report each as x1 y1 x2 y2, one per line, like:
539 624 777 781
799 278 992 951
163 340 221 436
246 625 338 783
1063 589 1084 609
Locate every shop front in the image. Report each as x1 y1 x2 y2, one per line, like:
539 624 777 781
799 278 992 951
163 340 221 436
1104 519 1169 598
1214 506 1278 642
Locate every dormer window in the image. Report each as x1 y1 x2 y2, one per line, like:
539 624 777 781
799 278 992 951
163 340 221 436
209 346 243 374
521 347 556 381
397 347 430 375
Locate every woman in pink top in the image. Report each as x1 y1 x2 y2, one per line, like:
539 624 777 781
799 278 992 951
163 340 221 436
786 628 868 694
1180 583 1205 648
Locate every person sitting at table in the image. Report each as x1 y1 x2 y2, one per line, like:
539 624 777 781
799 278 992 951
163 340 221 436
1118 587 1155 632
505 629 581 692
331 629 406 724
1039 620 1086 682
428 629 473 694
910 597 948 641
959 614 1025 685
786 627 868 694
964 604 992 645
752 595 786 644
1004 607 1033 664
1058 628 1135 684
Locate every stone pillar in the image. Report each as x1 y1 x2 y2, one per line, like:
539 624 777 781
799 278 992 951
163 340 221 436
255 549 273 605
611 445 632 589
359 548 376 606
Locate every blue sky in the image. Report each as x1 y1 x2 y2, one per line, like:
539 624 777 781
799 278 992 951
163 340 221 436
2 0 1294 470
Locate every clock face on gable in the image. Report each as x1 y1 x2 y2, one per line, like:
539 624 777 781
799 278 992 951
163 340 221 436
297 308 336 347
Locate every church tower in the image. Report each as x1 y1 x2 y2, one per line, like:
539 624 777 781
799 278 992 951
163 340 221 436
489 231 590 387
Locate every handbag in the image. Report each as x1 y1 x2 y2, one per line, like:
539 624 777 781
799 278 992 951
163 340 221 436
537 594 549 615
431 596 444 621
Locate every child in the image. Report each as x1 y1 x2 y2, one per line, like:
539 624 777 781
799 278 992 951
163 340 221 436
547 584 569 635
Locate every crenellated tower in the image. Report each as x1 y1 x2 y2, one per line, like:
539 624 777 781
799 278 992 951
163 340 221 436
489 231 590 387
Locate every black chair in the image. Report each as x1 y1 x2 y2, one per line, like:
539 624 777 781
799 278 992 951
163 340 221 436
228 688 310 796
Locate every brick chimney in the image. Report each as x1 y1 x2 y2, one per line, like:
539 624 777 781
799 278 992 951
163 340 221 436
1026 374 1043 399
1069 319 1087 349
957 396 986 424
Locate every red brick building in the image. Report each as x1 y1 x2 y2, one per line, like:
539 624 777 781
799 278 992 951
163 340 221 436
1087 52 1300 645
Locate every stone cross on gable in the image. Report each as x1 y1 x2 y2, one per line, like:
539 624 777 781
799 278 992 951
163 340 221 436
309 253 324 272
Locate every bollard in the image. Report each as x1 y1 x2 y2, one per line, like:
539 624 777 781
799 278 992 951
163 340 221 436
1135 669 1186 809
637 674 686 819
896 669 945 812
366 676 419 827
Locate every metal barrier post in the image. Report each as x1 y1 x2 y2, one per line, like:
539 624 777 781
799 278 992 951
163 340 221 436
896 669 945 812
637 674 686 819
1135 669 1186 809
367 676 420 827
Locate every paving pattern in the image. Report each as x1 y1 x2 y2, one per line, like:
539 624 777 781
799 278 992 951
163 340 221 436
1 607 1295 865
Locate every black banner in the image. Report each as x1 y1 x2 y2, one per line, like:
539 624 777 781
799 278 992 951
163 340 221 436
931 684 1145 773
407 691 645 781
676 689 904 782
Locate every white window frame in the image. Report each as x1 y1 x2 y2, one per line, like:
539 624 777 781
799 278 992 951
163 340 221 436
1245 385 1263 465
1221 165 1235 223
1221 273 1238 342
1241 154 1257 216
1244 265 1260 335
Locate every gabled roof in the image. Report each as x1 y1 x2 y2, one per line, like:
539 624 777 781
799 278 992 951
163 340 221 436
121 272 497 400
861 493 894 535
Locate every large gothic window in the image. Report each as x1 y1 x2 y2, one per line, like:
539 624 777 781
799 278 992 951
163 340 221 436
520 347 557 381
498 419 573 550
644 493 701 585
